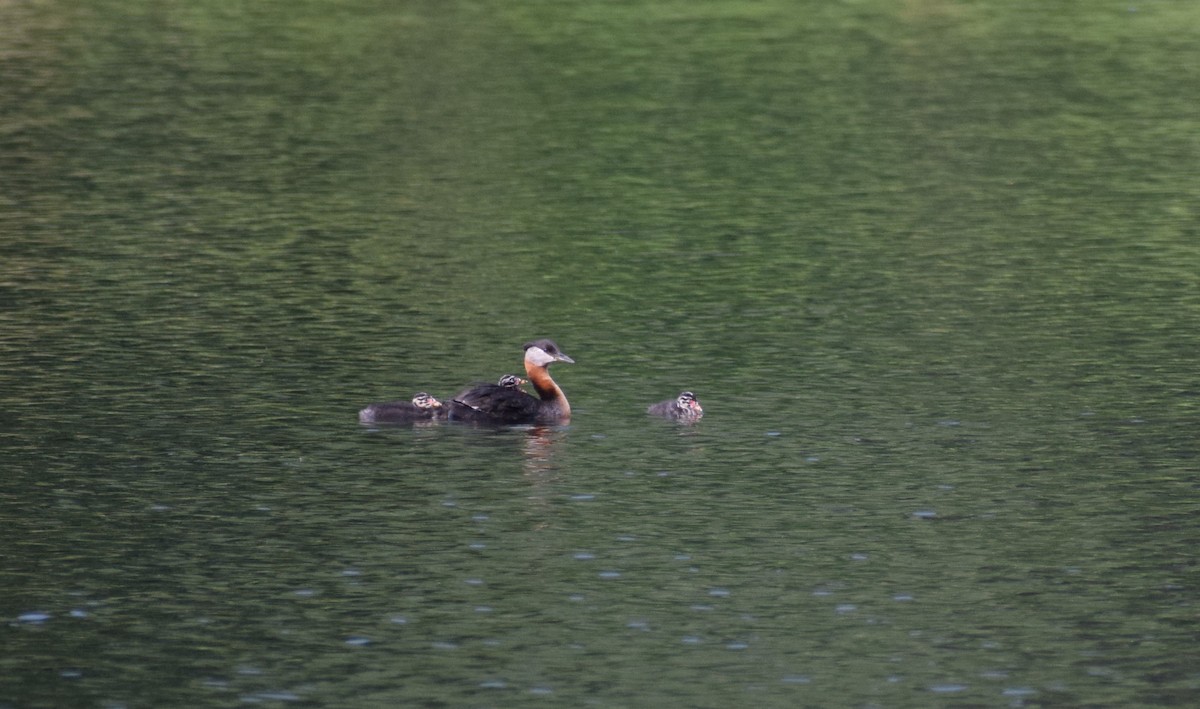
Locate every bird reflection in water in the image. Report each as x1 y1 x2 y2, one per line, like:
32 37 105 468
519 425 570 486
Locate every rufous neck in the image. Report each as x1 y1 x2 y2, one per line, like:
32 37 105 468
525 361 570 416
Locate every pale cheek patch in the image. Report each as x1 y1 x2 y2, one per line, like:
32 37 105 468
525 346 555 367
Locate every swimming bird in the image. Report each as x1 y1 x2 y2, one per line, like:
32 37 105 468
357 374 525 426
358 392 444 424
448 339 575 424
647 391 703 421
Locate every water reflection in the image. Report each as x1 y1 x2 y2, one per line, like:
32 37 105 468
360 415 569 484
519 425 569 483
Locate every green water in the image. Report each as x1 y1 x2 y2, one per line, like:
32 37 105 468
3 1 1198 706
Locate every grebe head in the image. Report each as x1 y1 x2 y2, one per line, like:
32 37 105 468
677 391 702 413
498 374 528 388
523 339 574 367
412 392 443 410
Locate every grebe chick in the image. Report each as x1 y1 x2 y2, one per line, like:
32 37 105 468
448 339 575 424
358 392 443 424
498 374 528 389
647 391 703 421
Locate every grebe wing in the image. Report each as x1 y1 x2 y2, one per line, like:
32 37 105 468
449 383 541 423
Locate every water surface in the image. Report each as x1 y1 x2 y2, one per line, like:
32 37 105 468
3 1 1199 706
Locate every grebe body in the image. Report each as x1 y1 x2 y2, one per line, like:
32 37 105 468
647 391 703 421
359 392 444 424
449 340 574 424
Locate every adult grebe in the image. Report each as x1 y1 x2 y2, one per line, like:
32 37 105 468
358 392 444 424
448 339 575 424
647 391 703 421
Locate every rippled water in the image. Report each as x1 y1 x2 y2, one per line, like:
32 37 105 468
3 1 1199 706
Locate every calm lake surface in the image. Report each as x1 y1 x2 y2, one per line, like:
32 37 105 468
3 1 1199 706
